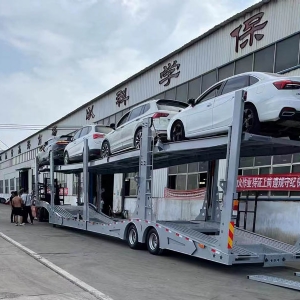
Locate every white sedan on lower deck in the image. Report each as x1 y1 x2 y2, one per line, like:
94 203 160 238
167 72 300 141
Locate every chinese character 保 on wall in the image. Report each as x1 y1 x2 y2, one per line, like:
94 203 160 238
159 60 181 87
230 12 268 53
86 105 95 121
116 88 129 107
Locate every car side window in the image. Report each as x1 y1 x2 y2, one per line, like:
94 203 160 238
73 129 82 140
250 76 259 86
117 112 130 128
80 127 89 137
196 83 223 104
128 106 144 121
141 103 150 114
221 76 249 95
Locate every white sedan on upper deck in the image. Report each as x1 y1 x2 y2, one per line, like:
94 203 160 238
167 72 300 141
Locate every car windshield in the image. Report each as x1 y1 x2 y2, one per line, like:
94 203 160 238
95 126 114 134
156 100 188 111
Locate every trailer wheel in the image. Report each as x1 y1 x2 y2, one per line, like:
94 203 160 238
147 228 163 255
127 225 139 249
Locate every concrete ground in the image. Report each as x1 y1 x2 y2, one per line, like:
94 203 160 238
1 204 300 300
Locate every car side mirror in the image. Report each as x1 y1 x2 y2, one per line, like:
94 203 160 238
110 123 115 130
188 98 195 107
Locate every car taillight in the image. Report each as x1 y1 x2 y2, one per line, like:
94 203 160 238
152 112 169 118
273 80 300 90
56 140 69 145
93 133 104 139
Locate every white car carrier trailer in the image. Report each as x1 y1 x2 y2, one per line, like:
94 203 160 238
35 90 300 267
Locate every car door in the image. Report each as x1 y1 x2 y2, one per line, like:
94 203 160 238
212 75 250 130
185 84 222 137
109 112 130 152
67 129 82 159
75 127 90 157
121 105 144 149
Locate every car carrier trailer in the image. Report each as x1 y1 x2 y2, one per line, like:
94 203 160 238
35 90 300 267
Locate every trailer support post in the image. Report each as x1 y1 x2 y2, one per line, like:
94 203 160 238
83 139 89 222
96 174 102 212
219 90 246 253
35 156 39 202
133 117 153 221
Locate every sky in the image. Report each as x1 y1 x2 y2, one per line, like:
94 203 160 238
0 0 260 149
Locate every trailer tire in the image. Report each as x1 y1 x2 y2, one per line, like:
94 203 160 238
147 228 164 255
127 224 139 249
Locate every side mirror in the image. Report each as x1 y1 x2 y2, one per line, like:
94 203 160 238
188 98 195 107
110 123 115 130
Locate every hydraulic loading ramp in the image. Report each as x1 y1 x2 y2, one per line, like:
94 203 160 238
35 89 300 266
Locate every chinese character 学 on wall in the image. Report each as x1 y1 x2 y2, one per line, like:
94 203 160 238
86 105 95 121
230 12 268 53
159 60 181 87
116 88 129 107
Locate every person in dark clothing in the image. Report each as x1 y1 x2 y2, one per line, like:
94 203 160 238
9 191 15 223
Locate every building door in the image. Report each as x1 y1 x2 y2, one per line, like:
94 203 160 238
101 174 114 216
19 170 29 192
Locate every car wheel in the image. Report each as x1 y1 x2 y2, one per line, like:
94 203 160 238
171 121 185 142
127 225 139 249
134 129 142 150
243 104 260 134
101 141 111 158
64 151 70 165
147 228 164 255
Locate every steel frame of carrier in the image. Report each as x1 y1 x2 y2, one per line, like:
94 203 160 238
35 90 300 267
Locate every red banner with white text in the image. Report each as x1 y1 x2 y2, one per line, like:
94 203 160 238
237 173 300 191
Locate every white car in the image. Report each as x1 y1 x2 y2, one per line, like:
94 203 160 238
101 99 188 157
167 72 300 141
64 125 113 164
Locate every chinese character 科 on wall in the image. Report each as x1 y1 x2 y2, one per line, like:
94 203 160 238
116 88 129 107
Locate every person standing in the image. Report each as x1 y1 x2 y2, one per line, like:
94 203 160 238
12 191 24 226
9 191 15 223
21 189 34 224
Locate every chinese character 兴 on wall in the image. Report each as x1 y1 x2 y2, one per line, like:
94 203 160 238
18 144 21 154
159 60 181 87
52 126 57 136
230 12 268 53
38 134 42 146
116 88 129 107
86 105 95 121
27 140 31 150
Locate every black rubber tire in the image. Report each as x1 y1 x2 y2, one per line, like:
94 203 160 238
63 151 69 165
171 121 185 142
147 228 164 255
243 104 260 134
134 128 143 150
127 225 139 249
101 141 111 158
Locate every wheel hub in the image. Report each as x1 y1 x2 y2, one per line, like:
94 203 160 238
149 233 158 251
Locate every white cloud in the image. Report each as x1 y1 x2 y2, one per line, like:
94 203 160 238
0 0 260 147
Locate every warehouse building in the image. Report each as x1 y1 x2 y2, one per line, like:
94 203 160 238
1 0 300 242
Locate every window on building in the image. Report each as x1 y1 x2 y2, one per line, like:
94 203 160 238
240 157 254 168
235 54 253 75
253 45 275 72
72 173 82 196
188 77 201 99
218 63 234 81
16 177 19 193
201 71 217 93
221 75 249 95
273 154 292 165
165 88 176 100
293 153 300 163
124 173 138 196
56 173 67 188
271 166 291 196
168 162 208 190
176 83 188 102
275 34 300 72
103 117 110 125
10 178 15 191
0 180 3 193
254 156 271 166
5 179 9 194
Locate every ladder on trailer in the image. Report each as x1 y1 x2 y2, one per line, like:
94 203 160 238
34 89 300 266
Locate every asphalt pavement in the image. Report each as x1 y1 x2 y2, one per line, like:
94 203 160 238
1 204 300 300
